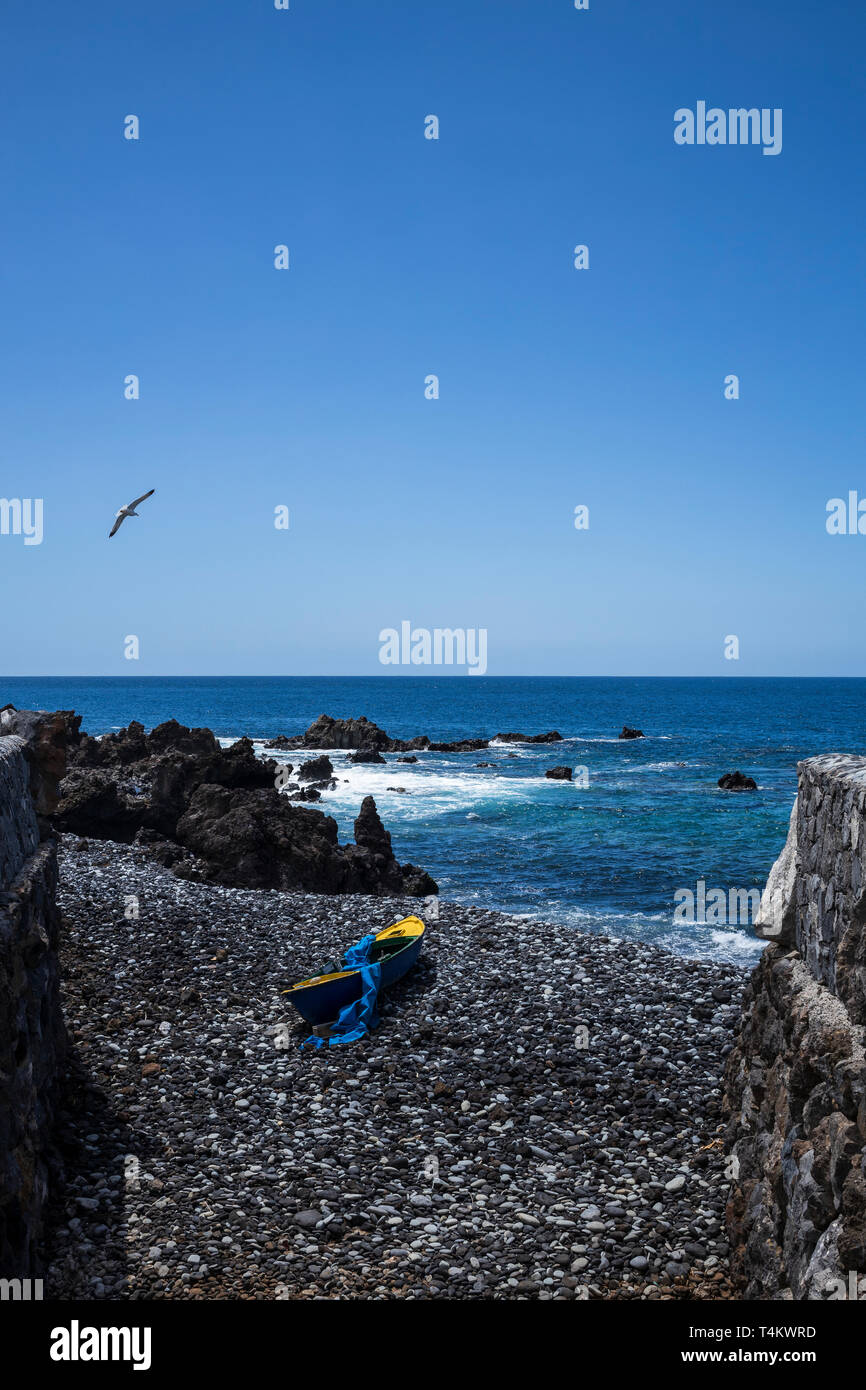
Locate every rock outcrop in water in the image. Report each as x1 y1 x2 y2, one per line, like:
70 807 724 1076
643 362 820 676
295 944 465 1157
427 738 489 753
268 714 563 755
718 771 757 791
494 731 563 744
53 717 436 898
618 726 644 740
283 715 421 752
724 755 866 1298
296 756 334 783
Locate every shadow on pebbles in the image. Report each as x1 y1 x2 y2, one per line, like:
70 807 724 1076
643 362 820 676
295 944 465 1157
43 836 746 1301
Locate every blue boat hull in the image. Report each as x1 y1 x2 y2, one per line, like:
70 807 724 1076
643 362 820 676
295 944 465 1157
287 928 425 1027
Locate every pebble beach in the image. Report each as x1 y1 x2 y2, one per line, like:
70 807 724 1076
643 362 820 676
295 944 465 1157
45 837 747 1301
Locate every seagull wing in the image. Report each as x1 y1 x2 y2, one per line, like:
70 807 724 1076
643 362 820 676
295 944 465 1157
128 488 155 510
109 513 126 538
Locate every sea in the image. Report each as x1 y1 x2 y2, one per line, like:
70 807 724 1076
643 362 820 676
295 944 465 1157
5 676 865 966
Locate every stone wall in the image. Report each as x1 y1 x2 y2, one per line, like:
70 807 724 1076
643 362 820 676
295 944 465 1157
0 717 68 1276
724 755 866 1299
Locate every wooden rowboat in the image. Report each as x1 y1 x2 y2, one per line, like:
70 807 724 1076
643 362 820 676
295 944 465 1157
282 916 425 1026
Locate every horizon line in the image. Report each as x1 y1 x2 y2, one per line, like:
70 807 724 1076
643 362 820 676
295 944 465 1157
4 674 866 683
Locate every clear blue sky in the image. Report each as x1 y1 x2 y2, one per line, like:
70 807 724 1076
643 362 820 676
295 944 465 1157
2 0 864 676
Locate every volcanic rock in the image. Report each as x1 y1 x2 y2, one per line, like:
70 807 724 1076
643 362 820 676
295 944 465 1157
0 705 80 819
427 739 489 753
52 718 435 897
718 771 757 791
296 756 334 783
345 797 437 897
257 714 569 757
495 731 563 744
287 715 406 752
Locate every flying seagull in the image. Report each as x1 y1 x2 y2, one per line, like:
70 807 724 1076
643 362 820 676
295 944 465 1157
109 488 155 538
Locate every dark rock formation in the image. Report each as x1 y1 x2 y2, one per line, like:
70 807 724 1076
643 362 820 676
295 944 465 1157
288 786 321 803
397 756 418 764
54 769 147 843
54 717 435 898
56 722 274 844
347 749 386 765
345 797 436 897
718 771 758 791
0 715 69 1276
282 715 417 752
618 726 644 740
724 755 866 1298
173 785 435 895
427 739 489 753
133 828 186 868
494 731 563 744
296 756 334 783
73 717 217 768
262 714 566 756
353 795 393 854
545 766 573 780
0 707 80 829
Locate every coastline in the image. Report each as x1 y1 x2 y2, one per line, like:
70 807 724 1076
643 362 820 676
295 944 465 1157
45 699 788 965
46 836 745 1300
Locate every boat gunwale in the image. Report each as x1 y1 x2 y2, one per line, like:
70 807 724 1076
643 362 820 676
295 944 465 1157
285 917 425 993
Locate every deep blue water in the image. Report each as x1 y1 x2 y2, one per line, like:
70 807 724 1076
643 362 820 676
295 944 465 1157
5 677 866 964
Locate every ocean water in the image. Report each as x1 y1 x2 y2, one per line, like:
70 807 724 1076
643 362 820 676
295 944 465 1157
5 676 866 965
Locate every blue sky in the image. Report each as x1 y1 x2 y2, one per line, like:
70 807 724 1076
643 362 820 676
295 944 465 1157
1 0 864 676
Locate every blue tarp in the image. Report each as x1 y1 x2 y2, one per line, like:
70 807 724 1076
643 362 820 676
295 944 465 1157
302 933 382 1049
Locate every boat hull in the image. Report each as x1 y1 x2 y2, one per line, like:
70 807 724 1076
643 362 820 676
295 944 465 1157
285 918 425 1026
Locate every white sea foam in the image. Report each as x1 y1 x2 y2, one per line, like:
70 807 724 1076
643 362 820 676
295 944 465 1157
576 734 674 743
241 738 766 966
707 927 764 960
632 761 693 772
321 761 537 820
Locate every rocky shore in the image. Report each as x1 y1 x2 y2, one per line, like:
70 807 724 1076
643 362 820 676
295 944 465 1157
51 716 436 898
45 837 745 1301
